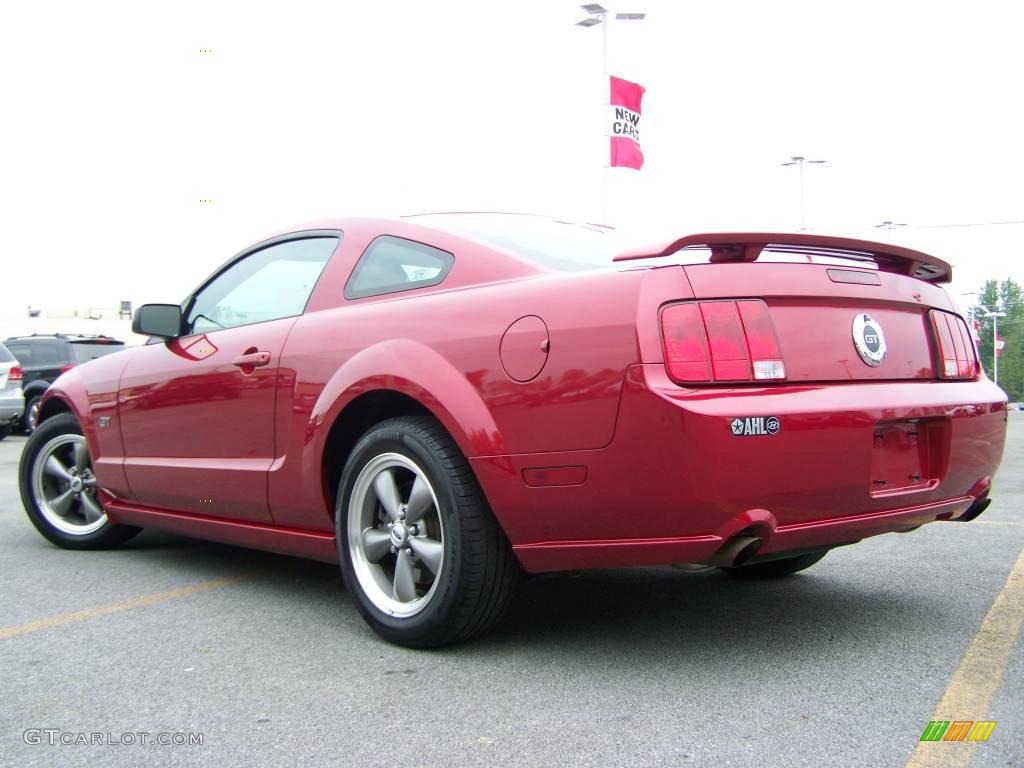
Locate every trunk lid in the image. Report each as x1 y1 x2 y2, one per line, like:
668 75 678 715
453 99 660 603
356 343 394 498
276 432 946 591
681 261 947 382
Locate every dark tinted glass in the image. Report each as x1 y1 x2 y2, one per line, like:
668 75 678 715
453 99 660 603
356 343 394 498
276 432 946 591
345 236 454 299
0 343 14 363
68 342 126 363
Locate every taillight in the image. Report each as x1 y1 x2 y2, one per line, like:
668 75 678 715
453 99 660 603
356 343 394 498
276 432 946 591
930 310 979 379
8 365 23 381
661 299 786 383
60 364 76 374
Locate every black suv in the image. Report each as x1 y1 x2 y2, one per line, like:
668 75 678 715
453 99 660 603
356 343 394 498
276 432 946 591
4 334 126 432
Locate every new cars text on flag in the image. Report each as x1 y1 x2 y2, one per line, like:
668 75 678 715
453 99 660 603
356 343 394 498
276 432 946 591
609 76 645 170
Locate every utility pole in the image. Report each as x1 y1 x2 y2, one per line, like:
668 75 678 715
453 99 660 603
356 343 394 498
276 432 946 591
984 309 1007 386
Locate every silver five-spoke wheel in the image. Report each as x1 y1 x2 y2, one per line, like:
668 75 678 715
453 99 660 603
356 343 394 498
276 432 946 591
31 433 107 535
347 453 445 618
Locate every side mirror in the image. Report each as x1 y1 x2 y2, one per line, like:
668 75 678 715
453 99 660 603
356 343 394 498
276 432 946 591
132 304 183 338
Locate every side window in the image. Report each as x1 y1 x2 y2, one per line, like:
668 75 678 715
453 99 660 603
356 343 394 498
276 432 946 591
186 237 338 334
345 236 454 300
19 341 63 366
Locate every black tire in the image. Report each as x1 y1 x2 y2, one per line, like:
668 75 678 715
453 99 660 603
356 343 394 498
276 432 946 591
337 416 518 648
721 550 828 579
0 425 10 441
19 413 141 550
22 395 41 433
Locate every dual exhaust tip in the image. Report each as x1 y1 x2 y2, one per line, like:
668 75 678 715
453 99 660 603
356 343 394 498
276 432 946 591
709 496 993 568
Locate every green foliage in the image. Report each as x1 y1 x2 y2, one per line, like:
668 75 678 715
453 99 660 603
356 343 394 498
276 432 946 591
972 278 1023 401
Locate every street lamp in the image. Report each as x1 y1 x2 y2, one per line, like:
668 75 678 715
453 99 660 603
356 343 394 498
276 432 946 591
780 156 826 231
982 309 1007 387
874 220 907 241
576 4 645 222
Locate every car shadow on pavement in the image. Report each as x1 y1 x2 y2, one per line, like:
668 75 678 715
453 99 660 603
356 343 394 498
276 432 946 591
116 529 932 660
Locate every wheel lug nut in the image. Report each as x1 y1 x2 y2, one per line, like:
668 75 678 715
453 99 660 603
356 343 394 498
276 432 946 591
390 545 397 554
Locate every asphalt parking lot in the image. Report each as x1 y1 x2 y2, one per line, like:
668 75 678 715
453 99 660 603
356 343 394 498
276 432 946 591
1 419 1021 768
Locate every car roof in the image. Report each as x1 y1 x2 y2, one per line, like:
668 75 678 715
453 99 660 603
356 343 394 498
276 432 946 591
4 334 124 343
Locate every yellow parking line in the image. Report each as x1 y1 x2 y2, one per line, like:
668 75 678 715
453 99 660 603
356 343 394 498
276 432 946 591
906 548 1024 767
0 578 239 640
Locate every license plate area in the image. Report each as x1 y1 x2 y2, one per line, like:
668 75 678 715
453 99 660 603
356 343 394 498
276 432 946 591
870 419 944 497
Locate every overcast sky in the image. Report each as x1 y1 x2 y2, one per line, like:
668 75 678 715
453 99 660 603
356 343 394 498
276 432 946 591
2 0 1022 319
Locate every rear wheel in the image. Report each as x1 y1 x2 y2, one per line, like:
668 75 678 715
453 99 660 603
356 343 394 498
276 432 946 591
337 416 518 648
19 413 141 549
0 425 10 441
720 550 827 579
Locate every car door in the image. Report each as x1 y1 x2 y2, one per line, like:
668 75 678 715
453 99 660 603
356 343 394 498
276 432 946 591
117 234 340 521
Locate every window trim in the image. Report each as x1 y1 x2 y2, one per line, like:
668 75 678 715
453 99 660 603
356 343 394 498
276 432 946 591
344 235 455 300
181 229 343 335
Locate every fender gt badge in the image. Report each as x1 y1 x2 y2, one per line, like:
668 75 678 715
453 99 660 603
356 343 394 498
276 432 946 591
730 416 780 436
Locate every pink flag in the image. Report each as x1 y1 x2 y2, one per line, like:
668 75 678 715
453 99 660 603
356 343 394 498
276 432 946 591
609 75 645 170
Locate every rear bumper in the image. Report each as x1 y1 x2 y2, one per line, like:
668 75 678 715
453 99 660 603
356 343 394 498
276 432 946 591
473 365 1007 573
0 393 24 424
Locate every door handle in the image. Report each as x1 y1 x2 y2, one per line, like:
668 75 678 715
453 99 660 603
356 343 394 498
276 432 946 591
231 351 271 368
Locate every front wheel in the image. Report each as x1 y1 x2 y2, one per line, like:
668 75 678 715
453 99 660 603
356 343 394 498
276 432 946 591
22 395 41 433
720 550 828 579
337 416 518 648
19 413 141 549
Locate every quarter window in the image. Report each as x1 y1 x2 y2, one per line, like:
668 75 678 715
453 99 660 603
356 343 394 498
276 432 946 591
345 236 454 300
186 237 338 334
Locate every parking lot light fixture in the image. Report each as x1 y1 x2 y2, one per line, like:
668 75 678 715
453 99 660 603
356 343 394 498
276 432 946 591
780 156 826 231
874 220 907 241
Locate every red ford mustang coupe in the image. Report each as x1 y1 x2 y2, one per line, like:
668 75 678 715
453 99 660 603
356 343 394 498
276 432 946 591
19 214 1007 646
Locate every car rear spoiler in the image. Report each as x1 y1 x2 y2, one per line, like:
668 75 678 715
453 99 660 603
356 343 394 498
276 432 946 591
612 232 952 283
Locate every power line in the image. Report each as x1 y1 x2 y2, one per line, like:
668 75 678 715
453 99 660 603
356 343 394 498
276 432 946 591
905 219 1024 230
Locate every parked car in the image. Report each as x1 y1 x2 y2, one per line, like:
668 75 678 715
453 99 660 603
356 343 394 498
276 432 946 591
3 334 125 432
0 342 25 439
17 215 1008 647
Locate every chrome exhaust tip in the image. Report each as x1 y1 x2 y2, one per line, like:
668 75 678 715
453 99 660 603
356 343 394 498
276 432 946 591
709 535 763 568
956 497 992 523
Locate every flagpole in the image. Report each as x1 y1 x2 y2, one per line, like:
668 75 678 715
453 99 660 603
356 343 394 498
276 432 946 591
575 5 646 224
601 9 609 223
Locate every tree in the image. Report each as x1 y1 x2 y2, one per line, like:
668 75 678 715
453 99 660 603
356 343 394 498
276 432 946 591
972 278 1023 401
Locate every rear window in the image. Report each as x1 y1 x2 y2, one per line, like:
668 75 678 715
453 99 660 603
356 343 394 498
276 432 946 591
407 213 624 272
68 342 125 363
0 343 14 363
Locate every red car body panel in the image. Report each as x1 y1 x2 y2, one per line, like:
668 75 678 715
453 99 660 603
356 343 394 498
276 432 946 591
37 217 1008 572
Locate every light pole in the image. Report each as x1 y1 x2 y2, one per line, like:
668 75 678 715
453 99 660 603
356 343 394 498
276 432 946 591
780 156 826 231
576 4 645 222
874 220 907 241
983 309 1007 387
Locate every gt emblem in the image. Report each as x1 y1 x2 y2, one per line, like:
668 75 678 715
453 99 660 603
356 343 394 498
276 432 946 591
98 416 112 428
852 313 887 367
730 416 780 436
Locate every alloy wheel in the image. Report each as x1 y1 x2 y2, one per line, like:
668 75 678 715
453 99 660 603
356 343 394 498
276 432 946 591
30 433 107 535
346 453 445 618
